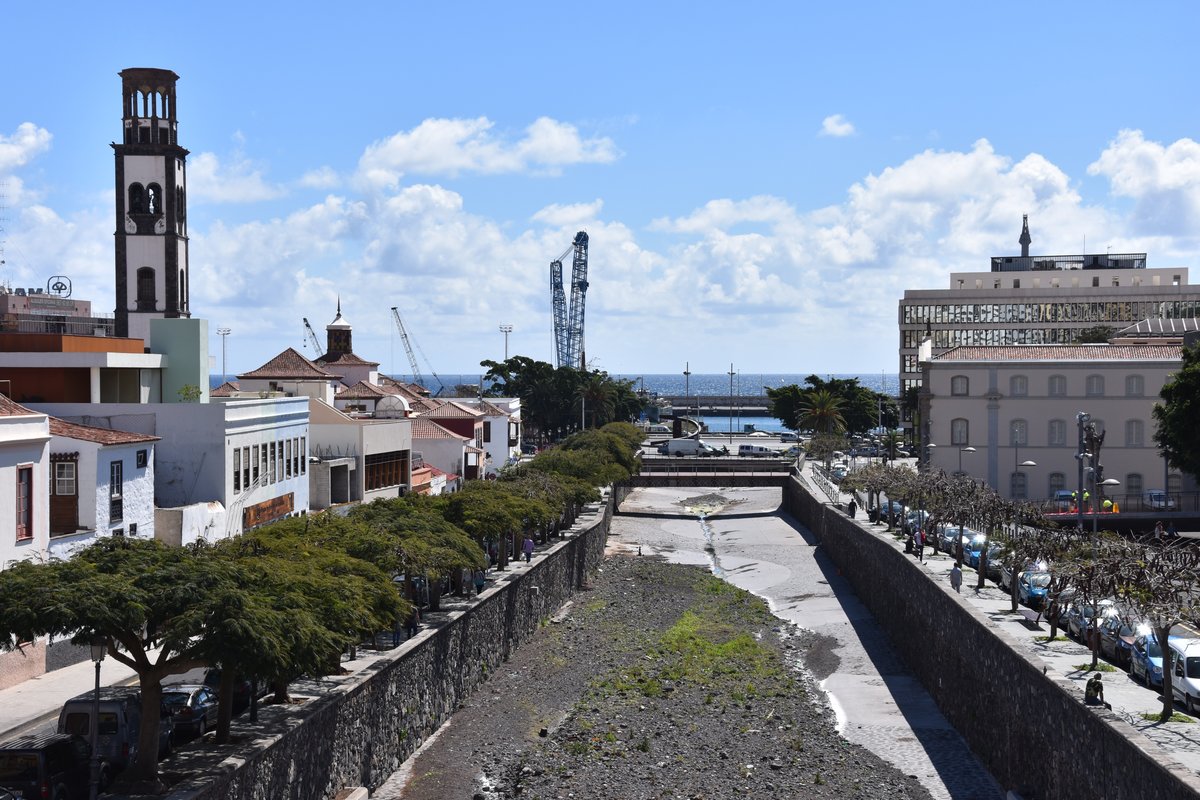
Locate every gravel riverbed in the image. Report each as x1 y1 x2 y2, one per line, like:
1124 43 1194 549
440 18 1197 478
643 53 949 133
389 554 931 800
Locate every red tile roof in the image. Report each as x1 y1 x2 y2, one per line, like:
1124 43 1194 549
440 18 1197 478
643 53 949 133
932 344 1183 362
337 381 388 399
410 418 469 440
0 394 40 417
317 351 380 368
50 417 159 445
211 381 240 397
238 348 337 380
419 400 484 419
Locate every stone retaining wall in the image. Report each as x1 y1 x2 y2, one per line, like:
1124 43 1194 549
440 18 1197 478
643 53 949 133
783 476 1200 800
168 493 615 800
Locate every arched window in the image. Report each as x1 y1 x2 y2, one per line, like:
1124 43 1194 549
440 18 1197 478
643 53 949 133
951 418 969 446
1048 419 1067 447
1085 374 1105 396
128 183 146 215
1125 419 1145 447
136 268 156 311
1010 375 1028 397
146 183 162 216
1010 419 1028 446
1049 472 1066 496
1125 474 1143 498
1048 374 1067 397
1125 375 1144 397
951 375 969 396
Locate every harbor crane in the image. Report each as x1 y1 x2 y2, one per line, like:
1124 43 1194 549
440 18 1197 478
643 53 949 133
390 306 445 395
301 317 322 357
550 231 589 369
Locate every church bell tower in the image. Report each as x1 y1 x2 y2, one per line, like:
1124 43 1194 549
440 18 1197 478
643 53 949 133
113 68 190 344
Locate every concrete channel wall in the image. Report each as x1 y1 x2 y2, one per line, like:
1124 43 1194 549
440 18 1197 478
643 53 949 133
170 490 620 800
782 476 1200 800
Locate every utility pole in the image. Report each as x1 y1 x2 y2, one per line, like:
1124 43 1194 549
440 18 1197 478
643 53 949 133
217 327 231 384
728 363 735 444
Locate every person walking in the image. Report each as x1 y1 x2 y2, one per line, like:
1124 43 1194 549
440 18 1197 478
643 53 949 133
950 561 962 593
473 568 486 596
914 528 924 563
522 536 535 563
847 499 857 519
405 606 421 640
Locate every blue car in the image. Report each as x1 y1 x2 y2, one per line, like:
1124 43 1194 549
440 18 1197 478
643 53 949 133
964 534 990 569
1131 632 1165 688
1017 571 1051 610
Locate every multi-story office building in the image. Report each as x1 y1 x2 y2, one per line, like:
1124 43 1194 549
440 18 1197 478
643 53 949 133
898 217 1200 411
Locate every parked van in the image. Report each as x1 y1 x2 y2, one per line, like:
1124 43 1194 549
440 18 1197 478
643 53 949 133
1143 489 1177 511
737 444 776 458
0 733 92 798
659 438 722 457
58 686 173 772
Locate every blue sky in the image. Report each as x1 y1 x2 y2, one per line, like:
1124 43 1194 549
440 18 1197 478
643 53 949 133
4 2 1200 377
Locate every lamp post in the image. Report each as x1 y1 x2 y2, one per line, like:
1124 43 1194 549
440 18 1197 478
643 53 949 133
217 327 231 384
683 362 690 415
89 635 107 800
1076 412 1091 534
958 445 976 475
728 363 735 444
1014 438 1037 499
1094 477 1121 535
499 324 512 360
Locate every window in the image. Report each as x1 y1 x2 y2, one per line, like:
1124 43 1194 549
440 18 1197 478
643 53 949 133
1048 375 1067 397
1085 375 1105 397
300 437 307 475
951 376 969 396
365 451 406 491
110 461 124 523
136 268 156 311
951 418 969 446
16 466 33 540
234 448 241 493
292 438 300 477
1010 375 1028 397
1049 472 1066 496
285 439 292 479
1011 472 1028 500
270 442 277 483
1125 419 1145 447
1010 419 1028 446
252 444 260 485
242 446 250 491
129 523 138 536
128 182 146 214
136 449 147 469
261 446 268 484
1048 419 1067 447
1125 474 1143 498
1125 375 1144 397
54 462 76 496
484 421 492 443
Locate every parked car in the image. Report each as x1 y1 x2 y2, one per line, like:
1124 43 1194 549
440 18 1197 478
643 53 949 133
1017 571 1052 610
203 669 256 714
162 684 219 740
780 432 800 443
1143 489 1177 511
964 534 991 569
0 733 92 799
937 525 974 557
901 510 929 536
1066 598 1116 643
830 465 848 483
1131 631 1165 688
58 686 173 770
1097 612 1138 667
1052 489 1075 512
1170 639 1200 714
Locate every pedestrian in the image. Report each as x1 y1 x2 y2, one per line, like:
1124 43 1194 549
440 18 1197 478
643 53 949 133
914 528 924 562
392 617 403 648
522 536 535 563
473 567 486 596
1084 672 1111 710
1155 520 1165 542
405 606 420 640
950 561 962 593
847 499 857 519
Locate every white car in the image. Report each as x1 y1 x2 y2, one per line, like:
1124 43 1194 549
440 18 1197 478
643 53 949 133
1144 490 1177 511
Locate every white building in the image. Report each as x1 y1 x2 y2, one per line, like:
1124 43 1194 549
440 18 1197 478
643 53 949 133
308 399 412 509
455 397 521 476
0 395 50 570
921 342 1187 505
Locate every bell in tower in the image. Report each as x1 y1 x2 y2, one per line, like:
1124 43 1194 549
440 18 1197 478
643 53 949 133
112 68 191 345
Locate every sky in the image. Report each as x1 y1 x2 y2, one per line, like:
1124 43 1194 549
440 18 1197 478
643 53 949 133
4 2 1200 377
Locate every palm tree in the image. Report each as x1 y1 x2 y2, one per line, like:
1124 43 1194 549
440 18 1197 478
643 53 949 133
798 388 846 436
578 372 616 429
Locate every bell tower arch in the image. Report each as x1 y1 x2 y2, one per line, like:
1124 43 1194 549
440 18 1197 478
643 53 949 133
113 68 190 344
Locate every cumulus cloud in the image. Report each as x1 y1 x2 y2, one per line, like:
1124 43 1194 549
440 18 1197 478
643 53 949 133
819 114 855 137
298 166 341 190
531 199 603 227
187 152 284 203
1088 130 1200 235
0 123 52 172
356 116 620 189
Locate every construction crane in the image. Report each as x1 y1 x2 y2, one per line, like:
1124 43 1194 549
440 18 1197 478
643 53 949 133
301 317 322 357
550 231 589 369
390 306 445 395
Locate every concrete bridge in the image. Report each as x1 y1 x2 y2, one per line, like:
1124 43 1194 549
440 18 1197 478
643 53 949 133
658 394 771 415
629 457 793 488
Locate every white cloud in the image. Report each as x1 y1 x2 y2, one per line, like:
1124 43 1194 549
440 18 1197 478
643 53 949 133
531 199 604 227
187 152 284 203
298 166 341 190
0 123 52 172
1088 129 1200 235
356 116 620 189
819 114 855 138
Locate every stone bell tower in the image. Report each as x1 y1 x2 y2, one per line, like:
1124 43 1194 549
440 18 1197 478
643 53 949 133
112 68 190 345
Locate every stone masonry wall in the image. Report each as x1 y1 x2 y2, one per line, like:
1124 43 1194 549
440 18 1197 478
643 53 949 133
169 492 615 800
783 476 1200 800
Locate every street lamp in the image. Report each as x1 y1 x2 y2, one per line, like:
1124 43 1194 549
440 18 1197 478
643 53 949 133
89 635 107 800
1094 477 1121 535
217 327 231 384
728 363 735 444
1076 411 1092 534
499 324 512 360
958 445 976 475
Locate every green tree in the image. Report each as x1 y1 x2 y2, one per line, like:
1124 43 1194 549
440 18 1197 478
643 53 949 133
798 388 846 436
1153 342 1200 482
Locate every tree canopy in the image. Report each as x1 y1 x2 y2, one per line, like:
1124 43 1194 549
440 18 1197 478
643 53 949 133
1153 341 1200 482
767 375 897 435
